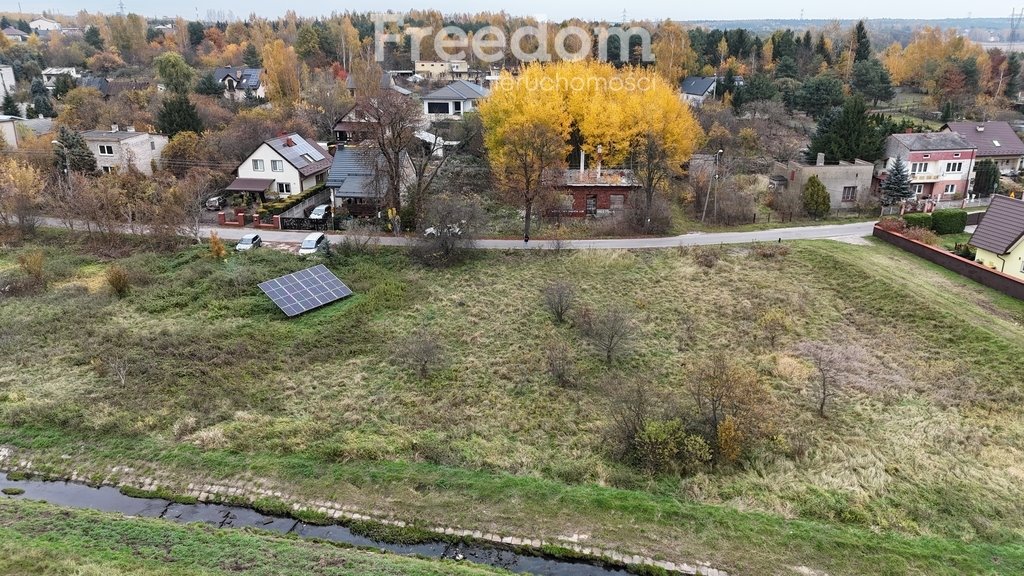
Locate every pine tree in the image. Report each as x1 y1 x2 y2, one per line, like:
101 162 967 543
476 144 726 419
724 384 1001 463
157 94 203 137
802 175 831 218
1 93 18 116
853 21 871 62
973 159 1000 197
195 73 225 96
54 125 98 174
242 44 262 68
806 96 885 164
84 25 104 50
32 94 55 118
852 59 895 105
881 156 913 205
940 101 954 123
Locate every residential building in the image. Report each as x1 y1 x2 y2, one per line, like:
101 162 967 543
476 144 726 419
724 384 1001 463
969 194 1024 279
344 71 412 97
78 77 151 100
29 17 61 32
0 115 19 149
942 121 1024 175
41 67 81 91
1 64 15 95
2 26 29 43
212 67 265 100
332 105 373 144
681 76 717 106
82 126 168 176
326 146 382 215
553 169 640 217
878 132 977 200
421 80 487 119
772 155 874 210
231 133 331 199
414 60 470 80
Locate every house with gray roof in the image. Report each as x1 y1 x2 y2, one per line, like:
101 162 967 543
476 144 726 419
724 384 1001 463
2 26 29 43
969 194 1024 279
877 132 977 200
213 66 265 101
326 146 382 215
681 76 717 106
229 133 331 199
942 121 1024 175
81 125 168 176
421 80 487 119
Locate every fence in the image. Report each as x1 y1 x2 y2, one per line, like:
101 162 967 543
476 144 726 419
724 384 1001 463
279 216 349 231
873 226 1024 300
278 189 333 218
880 196 992 217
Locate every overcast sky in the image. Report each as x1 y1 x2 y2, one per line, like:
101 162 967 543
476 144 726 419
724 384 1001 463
12 1 1007 23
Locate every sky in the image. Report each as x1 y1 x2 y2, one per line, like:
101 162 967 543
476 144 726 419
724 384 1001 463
11 1 1010 23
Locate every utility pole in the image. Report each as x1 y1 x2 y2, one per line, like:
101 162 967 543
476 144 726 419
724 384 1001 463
701 149 724 223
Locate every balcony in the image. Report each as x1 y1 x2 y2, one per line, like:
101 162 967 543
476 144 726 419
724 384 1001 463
910 172 939 182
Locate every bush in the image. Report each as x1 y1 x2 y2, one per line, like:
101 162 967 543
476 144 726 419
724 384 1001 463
692 246 722 269
902 212 932 230
876 217 907 233
208 232 228 259
543 280 576 323
393 328 444 379
930 209 967 235
902 227 940 245
580 306 636 365
801 175 830 218
16 250 46 288
105 265 131 297
751 242 790 259
545 338 575 388
624 193 673 234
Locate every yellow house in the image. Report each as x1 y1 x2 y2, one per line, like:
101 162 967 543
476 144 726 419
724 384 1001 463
970 195 1024 279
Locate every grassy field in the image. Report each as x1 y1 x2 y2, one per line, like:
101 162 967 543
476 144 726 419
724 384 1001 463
0 498 507 576
2 229 1024 574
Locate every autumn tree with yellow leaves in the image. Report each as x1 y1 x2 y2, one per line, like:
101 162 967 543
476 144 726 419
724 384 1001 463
0 158 44 233
262 39 301 104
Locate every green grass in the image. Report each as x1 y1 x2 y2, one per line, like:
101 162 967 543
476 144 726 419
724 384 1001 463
0 498 509 576
2 228 1024 574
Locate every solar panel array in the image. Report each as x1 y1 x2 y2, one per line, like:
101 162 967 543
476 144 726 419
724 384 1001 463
258 265 353 317
269 135 326 170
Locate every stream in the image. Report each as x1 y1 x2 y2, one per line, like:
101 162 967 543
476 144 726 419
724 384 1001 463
0 473 634 576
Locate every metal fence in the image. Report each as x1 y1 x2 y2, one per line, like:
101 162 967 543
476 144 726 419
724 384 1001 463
280 216 349 231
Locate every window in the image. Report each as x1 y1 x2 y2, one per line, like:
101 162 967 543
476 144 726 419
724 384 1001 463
252 159 264 171
101 166 113 174
453 101 462 114
945 162 963 172
150 141 155 150
842 186 857 202
300 153 315 163
277 182 291 194
910 162 928 173
271 160 284 172
610 194 625 210
922 154 930 159
944 184 956 194
427 102 449 114
953 152 961 158
98 145 114 156
911 183 924 195
315 173 325 184
993 141 1001 147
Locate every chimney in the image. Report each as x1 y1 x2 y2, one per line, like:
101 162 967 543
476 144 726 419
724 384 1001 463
816 153 825 166
284 137 295 147
111 124 119 132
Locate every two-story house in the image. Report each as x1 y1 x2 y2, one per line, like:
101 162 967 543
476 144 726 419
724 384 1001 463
421 80 487 119
680 76 717 106
212 67 266 100
82 126 168 176
29 17 61 32
414 60 470 80
231 133 332 199
942 121 1024 176
332 105 373 144
877 132 977 200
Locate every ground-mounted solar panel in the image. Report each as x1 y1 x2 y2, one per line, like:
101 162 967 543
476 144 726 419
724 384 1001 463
258 264 353 317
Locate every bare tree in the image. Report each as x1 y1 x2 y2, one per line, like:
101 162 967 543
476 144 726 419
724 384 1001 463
405 120 480 223
174 169 212 242
543 280 576 323
394 328 445 379
629 130 678 232
796 341 847 417
413 193 485 266
545 338 575 388
581 306 636 365
492 119 567 241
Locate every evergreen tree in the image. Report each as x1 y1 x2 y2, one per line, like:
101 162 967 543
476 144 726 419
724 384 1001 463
973 159 1000 197
54 125 98 174
881 156 913 205
16 19 31 34
853 21 871 62
802 175 831 218
1 93 18 116
0 16 10 29
795 74 845 120
187 21 206 47
242 43 262 68
52 74 77 100
940 101 954 122
814 33 832 65
852 58 895 105
32 94 55 117
195 73 225 96
1005 54 1022 99
84 26 104 50
157 94 203 137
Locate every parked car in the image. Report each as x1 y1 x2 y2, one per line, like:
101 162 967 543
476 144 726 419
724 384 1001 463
298 232 327 255
309 204 331 219
205 196 227 211
235 233 262 252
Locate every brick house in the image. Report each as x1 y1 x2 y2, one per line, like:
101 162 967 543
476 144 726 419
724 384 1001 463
551 169 640 217
772 154 874 210
877 132 977 200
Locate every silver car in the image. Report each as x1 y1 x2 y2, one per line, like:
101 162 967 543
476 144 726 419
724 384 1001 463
298 232 326 255
309 204 331 219
235 233 262 251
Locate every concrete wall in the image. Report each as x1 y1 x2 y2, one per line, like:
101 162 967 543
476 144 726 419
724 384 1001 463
773 160 873 209
0 120 17 149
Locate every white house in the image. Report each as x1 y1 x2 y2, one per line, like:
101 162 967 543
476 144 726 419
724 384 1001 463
680 76 717 106
41 67 81 92
81 126 168 176
421 80 487 119
2 26 29 43
0 115 20 149
29 17 61 32
230 133 331 199
212 66 266 100
414 60 470 80
0 65 15 95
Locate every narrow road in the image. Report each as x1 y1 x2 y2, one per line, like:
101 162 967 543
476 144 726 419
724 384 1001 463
39 217 879 250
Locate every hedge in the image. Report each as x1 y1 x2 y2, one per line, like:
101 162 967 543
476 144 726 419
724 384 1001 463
257 184 327 218
930 209 968 235
903 212 932 230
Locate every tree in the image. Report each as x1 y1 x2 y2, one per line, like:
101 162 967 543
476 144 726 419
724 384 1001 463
0 158 44 232
851 58 894 105
357 79 423 215
84 25 104 50
543 280 576 323
881 156 913 205
54 125 97 174
157 95 203 137
195 73 225 96
581 306 636 365
853 21 871 62
52 74 77 100
973 159 999 197
242 43 262 68
161 131 205 177
1 93 17 116
154 52 196 95
262 39 301 104
806 96 884 163
57 87 104 130
734 72 777 112
796 341 849 417
412 193 485 266
295 26 322 59
794 74 844 120
393 328 445 379
802 175 830 218
29 78 55 118
87 50 127 75
652 20 698 84
187 21 205 48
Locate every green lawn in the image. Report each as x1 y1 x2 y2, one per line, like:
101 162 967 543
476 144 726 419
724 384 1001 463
0 498 507 576
2 229 1024 575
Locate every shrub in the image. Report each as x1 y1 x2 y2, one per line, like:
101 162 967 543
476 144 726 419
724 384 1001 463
902 212 932 230
543 280 576 323
876 217 907 233
757 307 792 349
716 415 743 464
208 232 227 259
393 328 444 379
545 338 575 387
801 175 830 218
635 419 686 474
624 193 673 234
751 242 790 259
16 250 46 288
692 246 722 269
581 306 636 365
902 227 940 245
930 208 967 235
105 265 131 297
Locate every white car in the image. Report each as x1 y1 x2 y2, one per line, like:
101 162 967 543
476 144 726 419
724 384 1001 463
235 233 262 251
298 232 327 255
309 204 331 219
